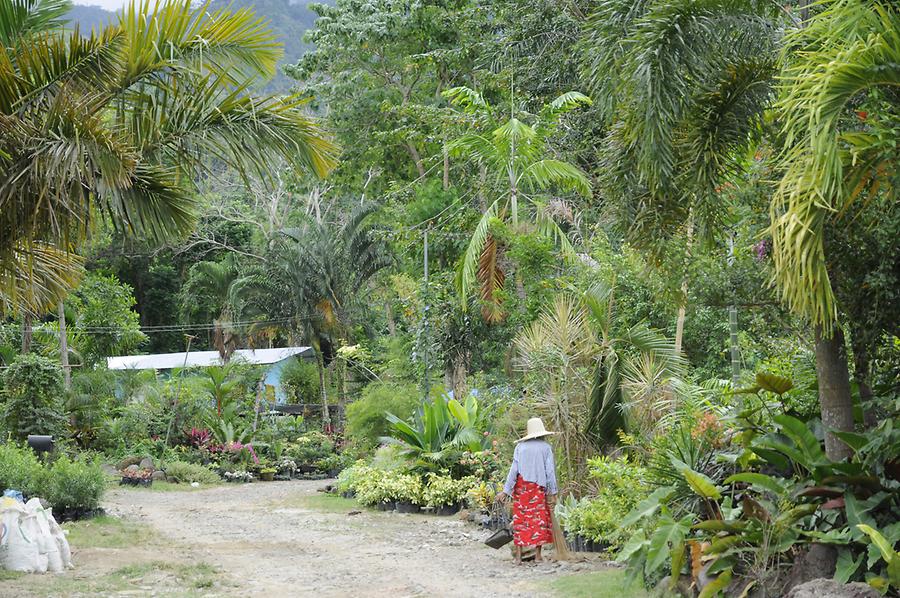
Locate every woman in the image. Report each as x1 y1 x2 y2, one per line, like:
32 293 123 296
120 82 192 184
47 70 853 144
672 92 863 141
495 417 558 564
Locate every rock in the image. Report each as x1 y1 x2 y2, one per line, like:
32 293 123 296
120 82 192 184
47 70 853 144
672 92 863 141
151 470 167 482
139 457 155 471
784 544 838 591
125 464 140 474
116 456 142 471
784 579 880 598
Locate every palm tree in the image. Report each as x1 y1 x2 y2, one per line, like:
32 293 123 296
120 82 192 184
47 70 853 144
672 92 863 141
514 284 685 476
248 203 392 428
0 0 337 317
443 86 592 321
770 0 899 459
181 255 243 361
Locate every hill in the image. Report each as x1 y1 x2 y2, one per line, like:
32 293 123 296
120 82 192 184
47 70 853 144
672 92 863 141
67 0 325 91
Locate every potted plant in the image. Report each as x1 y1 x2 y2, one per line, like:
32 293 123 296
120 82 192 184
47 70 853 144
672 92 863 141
422 474 476 516
224 470 253 483
393 474 423 514
120 468 153 487
259 467 277 482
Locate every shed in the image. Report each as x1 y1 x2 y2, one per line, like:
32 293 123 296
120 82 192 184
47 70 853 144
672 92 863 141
107 346 314 403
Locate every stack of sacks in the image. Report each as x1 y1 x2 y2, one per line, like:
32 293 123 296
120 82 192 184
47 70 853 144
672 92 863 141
0 496 73 573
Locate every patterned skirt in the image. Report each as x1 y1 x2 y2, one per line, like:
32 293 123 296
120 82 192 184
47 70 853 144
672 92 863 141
511 475 553 547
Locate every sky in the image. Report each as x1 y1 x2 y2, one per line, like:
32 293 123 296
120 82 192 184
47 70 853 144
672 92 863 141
73 0 127 10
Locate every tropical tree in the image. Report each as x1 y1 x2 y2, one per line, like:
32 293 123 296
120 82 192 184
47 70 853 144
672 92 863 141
443 86 592 321
770 0 900 459
249 203 392 428
514 285 685 486
0 0 337 317
181 255 243 361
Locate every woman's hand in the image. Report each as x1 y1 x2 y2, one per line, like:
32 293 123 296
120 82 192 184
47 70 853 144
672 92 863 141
495 491 509 503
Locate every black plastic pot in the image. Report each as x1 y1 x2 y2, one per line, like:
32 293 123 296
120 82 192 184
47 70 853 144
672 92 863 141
396 501 421 514
377 501 396 511
434 502 461 516
119 477 152 487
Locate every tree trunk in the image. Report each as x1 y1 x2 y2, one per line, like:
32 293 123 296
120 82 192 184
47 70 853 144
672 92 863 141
674 296 687 355
21 313 33 353
443 144 450 190
316 350 332 431
815 325 855 461
405 142 426 178
58 302 70 389
385 301 396 337
444 351 469 399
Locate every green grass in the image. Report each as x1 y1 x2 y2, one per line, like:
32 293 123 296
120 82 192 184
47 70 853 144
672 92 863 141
286 493 361 513
114 480 218 492
64 515 157 549
545 568 648 598
111 561 221 590
0 570 24 581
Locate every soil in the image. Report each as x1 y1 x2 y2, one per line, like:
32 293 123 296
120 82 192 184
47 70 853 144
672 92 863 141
87 480 609 597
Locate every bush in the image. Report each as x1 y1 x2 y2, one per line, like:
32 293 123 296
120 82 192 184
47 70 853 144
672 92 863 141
43 455 105 513
286 431 334 464
421 473 478 507
280 359 320 403
0 442 46 498
163 461 221 484
1 353 67 441
335 461 372 494
344 381 418 449
560 456 648 548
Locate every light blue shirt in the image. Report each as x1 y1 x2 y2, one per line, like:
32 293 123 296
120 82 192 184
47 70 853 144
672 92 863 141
502 439 558 496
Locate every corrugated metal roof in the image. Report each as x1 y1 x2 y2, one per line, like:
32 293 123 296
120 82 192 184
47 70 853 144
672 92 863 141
107 347 313 370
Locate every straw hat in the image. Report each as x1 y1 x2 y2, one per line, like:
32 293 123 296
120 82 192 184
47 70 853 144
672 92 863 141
516 417 555 442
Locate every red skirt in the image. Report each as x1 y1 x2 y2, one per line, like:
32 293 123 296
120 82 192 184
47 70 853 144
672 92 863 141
511 475 553 547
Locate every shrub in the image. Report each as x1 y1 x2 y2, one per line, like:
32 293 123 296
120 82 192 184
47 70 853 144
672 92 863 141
43 455 105 513
280 359 320 403
344 381 418 449
560 456 648 549
163 461 221 485
354 469 424 505
1 353 67 441
421 474 478 507
336 461 372 494
286 431 334 463
0 442 46 498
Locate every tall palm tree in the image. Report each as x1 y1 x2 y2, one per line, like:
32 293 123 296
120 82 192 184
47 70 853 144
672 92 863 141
443 86 592 321
0 0 337 317
247 203 392 428
181 255 243 361
771 0 899 459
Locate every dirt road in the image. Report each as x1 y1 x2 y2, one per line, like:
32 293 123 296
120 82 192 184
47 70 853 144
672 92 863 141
81 480 606 597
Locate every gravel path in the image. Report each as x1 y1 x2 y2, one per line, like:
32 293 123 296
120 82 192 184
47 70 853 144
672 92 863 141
101 480 608 597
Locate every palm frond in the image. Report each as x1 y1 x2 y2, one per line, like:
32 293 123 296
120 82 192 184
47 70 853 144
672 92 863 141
455 200 498 308
0 0 71 45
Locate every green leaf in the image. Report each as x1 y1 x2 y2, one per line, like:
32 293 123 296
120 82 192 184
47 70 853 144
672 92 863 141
857 524 899 567
672 457 721 500
774 414 824 465
725 473 789 497
616 529 648 563
834 548 863 584
645 514 692 576
693 520 747 533
698 567 733 598
756 372 793 395
621 486 675 527
832 431 870 453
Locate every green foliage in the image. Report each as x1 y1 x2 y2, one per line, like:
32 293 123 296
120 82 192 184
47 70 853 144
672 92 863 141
559 456 649 548
345 381 418 450
163 461 221 485
285 431 334 464
42 455 105 513
0 442 46 498
0 353 66 441
70 272 147 365
420 473 478 508
280 359 321 404
384 394 488 472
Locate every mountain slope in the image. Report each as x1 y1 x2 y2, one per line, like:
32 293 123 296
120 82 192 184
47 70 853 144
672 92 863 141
67 0 326 90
